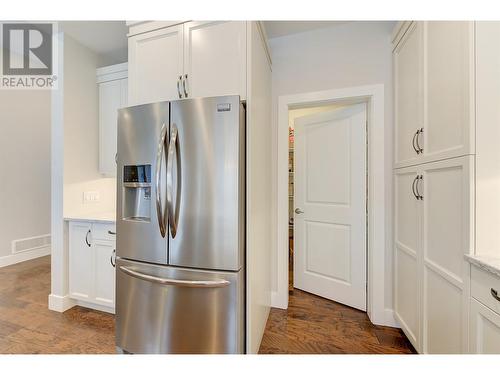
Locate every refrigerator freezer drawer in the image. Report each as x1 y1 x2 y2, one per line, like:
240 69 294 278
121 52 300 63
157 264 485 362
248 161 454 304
116 258 245 354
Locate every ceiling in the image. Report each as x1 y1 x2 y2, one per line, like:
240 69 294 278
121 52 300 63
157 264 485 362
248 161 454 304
263 21 351 39
58 21 128 66
58 21 370 65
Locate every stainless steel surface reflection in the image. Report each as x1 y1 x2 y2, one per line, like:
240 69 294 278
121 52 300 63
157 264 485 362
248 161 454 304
168 96 245 271
116 96 246 354
116 258 244 354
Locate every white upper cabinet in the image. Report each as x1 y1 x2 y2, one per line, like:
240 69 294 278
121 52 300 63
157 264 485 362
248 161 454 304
97 63 128 177
183 21 246 99
424 22 474 162
394 22 423 168
128 25 184 105
394 21 474 168
128 21 247 105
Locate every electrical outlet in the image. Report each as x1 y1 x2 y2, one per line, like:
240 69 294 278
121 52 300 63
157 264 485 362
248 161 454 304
83 191 100 203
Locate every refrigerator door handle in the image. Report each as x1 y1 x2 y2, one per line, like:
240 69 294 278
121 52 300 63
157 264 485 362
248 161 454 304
167 124 181 238
155 123 168 238
119 266 230 288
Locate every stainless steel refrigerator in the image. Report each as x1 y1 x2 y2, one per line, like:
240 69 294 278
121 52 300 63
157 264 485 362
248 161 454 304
115 96 245 354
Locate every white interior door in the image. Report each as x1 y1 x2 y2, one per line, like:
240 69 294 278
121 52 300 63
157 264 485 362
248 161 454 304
294 104 367 311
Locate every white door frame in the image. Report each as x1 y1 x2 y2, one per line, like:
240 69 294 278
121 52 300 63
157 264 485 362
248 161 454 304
274 84 395 327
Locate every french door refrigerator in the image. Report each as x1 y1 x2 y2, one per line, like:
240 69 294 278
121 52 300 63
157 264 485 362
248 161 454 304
115 96 245 354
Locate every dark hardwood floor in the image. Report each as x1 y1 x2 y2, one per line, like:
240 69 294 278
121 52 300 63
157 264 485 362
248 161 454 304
259 288 416 354
0 256 415 354
0 256 115 354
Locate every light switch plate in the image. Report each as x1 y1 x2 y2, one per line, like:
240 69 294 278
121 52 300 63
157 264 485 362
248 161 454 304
83 191 100 203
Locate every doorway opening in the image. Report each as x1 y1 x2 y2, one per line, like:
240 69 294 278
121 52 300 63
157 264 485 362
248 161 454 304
287 102 367 310
275 85 392 327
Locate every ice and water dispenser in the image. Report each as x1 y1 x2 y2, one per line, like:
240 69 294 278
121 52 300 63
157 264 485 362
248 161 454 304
122 165 152 222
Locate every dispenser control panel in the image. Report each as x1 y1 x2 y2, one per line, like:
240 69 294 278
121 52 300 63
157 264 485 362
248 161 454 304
123 165 151 183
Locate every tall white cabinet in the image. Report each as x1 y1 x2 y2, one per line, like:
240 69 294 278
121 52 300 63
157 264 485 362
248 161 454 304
393 21 475 353
126 21 273 354
394 22 474 170
97 63 128 176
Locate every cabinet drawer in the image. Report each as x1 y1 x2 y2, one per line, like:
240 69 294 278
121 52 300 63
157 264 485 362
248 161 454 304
471 265 500 315
92 223 116 241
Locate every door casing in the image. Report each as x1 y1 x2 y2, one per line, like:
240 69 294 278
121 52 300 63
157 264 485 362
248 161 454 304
275 84 395 328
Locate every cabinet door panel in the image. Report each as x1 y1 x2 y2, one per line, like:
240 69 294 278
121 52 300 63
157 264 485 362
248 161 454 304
99 79 122 176
69 222 93 300
128 25 183 105
120 78 128 107
394 166 421 350
470 298 500 354
394 22 423 167
94 240 115 307
424 21 474 160
183 21 246 99
421 155 473 353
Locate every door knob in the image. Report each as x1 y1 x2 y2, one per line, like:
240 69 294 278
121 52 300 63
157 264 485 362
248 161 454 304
295 208 304 214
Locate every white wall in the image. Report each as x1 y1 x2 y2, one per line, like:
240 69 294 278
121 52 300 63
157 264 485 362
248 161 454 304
63 34 116 217
0 84 51 259
269 21 395 310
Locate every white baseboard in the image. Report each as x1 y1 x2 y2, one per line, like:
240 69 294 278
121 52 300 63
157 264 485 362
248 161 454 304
76 300 115 314
48 294 76 312
382 308 399 328
0 246 51 268
368 308 400 328
271 291 287 309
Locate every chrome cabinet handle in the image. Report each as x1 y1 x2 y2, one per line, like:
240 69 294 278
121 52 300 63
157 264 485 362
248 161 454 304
155 123 168 238
411 175 419 200
415 175 423 200
492 288 500 302
295 208 304 214
166 124 181 238
108 230 116 235
416 128 424 153
182 74 188 97
119 266 230 288
412 129 420 154
177 76 183 98
85 229 91 247
110 249 116 268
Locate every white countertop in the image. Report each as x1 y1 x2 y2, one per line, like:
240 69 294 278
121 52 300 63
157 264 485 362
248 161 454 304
465 254 500 278
64 211 116 224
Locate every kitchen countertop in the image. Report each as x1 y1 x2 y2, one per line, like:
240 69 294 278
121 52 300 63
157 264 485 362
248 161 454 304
465 254 500 278
64 211 116 224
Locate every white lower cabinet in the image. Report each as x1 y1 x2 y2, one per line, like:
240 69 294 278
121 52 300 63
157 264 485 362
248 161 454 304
470 298 500 353
394 155 473 353
394 165 421 350
94 240 116 308
68 222 93 300
69 221 116 312
469 265 500 353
